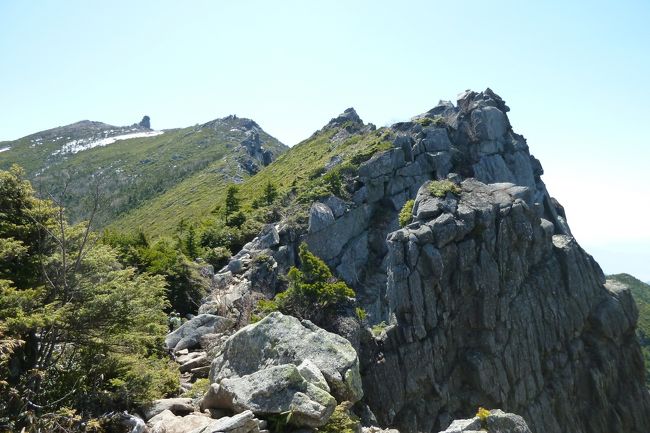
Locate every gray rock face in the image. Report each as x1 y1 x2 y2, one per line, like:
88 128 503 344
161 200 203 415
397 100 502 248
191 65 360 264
309 202 335 233
198 89 650 433
362 178 650 433
209 364 336 427
209 312 363 403
165 314 234 352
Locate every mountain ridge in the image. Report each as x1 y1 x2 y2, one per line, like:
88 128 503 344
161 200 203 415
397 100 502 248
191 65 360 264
0 114 287 227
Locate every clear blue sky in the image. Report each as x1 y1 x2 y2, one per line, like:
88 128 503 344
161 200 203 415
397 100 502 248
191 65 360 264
1 0 649 280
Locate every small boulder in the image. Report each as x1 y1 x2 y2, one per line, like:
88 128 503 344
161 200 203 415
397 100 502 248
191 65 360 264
189 410 259 433
165 315 234 352
437 410 531 433
149 411 212 433
143 398 194 421
308 203 335 233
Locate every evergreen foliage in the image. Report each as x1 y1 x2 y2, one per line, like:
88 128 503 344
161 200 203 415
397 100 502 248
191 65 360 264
0 166 177 431
398 199 415 227
257 243 354 322
263 181 278 205
224 185 241 226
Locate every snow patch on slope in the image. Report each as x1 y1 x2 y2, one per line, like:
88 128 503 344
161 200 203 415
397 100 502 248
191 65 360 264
0 147 10 153
53 130 164 155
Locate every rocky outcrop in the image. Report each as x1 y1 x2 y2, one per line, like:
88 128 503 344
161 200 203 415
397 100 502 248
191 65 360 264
139 115 151 129
200 89 650 433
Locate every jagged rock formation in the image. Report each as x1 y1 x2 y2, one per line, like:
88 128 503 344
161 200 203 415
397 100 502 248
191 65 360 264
202 115 276 175
139 115 151 129
197 89 650 433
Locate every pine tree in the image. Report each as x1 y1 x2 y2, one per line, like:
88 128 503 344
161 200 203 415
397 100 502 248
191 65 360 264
224 185 241 225
0 166 177 429
185 225 198 258
263 181 278 205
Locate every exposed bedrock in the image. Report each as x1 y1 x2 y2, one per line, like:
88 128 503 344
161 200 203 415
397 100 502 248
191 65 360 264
205 89 650 433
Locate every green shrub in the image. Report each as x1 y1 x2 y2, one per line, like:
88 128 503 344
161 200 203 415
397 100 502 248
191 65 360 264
265 244 354 322
428 180 461 197
415 116 445 127
226 211 246 228
204 247 231 270
371 321 388 337
399 199 415 227
182 378 210 399
355 307 367 321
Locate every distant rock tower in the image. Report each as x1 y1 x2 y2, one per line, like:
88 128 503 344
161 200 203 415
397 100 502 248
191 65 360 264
139 115 151 129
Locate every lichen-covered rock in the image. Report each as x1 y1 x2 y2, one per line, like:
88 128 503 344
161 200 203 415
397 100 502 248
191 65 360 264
209 364 336 427
209 312 362 403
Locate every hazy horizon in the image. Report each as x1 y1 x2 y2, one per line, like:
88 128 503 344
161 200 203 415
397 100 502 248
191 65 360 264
1 0 649 280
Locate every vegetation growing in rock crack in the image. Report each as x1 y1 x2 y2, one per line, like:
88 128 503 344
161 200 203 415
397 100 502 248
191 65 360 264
476 407 490 429
428 179 461 197
255 243 354 322
317 402 361 433
399 199 415 227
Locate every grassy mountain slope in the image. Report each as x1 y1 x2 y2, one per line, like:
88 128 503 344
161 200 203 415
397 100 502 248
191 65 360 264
608 273 650 386
0 117 286 227
109 112 394 237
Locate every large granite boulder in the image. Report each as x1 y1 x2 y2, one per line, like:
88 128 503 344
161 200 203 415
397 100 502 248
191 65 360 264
206 364 336 427
209 312 362 403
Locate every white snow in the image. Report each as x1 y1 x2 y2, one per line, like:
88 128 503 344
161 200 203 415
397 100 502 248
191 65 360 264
0 146 10 153
53 130 165 155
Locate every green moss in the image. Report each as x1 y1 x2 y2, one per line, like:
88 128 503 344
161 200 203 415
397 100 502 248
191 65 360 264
399 199 415 227
317 403 360 433
371 321 388 337
428 180 461 197
414 116 445 127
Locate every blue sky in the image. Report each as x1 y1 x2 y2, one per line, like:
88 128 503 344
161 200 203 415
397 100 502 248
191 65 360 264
1 0 649 280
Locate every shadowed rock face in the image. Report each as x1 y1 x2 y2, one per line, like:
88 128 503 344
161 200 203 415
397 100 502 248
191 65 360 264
206 89 650 433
